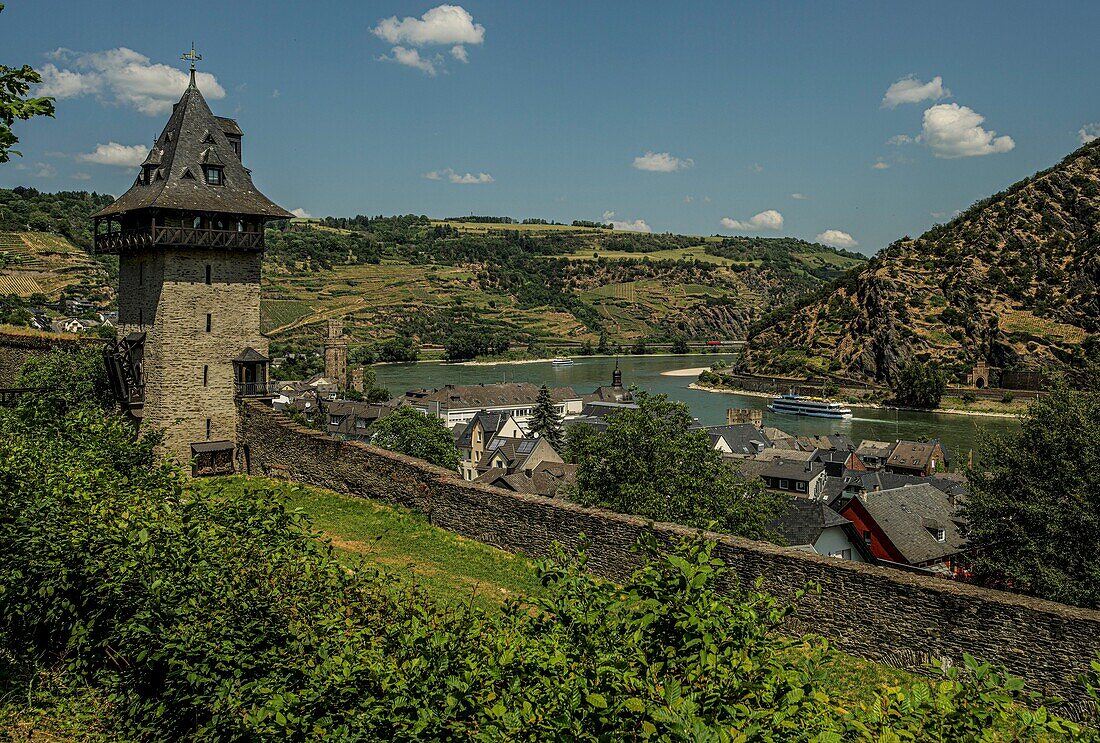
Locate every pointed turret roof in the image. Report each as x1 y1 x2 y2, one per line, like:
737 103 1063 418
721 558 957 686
93 77 293 219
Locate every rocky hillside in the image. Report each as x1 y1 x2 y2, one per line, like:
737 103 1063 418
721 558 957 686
739 140 1100 384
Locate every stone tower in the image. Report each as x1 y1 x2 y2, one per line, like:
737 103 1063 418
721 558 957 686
95 61 292 473
324 318 348 389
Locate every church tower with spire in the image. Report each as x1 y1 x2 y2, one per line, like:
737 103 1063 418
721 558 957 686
94 51 293 473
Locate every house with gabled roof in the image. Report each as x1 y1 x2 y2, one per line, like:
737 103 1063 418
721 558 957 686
768 496 874 563
838 483 967 574
453 410 525 480
884 439 949 477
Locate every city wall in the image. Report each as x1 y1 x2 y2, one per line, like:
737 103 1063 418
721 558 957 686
237 401 1100 716
0 328 91 386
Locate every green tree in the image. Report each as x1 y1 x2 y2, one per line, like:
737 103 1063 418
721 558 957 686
630 338 648 355
568 390 785 540
528 384 563 450
891 359 948 408
0 5 55 163
962 385 1100 608
596 330 610 355
670 336 690 354
370 406 459 470
378 334 419 363
16 346 114 422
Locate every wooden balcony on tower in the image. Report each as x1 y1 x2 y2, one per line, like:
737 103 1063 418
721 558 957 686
94 224 265 254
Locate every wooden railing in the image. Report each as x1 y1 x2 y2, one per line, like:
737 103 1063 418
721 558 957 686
235 380 280 398
96 226 265 253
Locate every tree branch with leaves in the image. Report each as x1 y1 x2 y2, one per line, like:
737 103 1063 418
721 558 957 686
0 5 56 164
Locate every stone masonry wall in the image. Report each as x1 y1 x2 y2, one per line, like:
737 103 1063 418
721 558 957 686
120 248 266 463
238 401 1100 716
0 330 94 386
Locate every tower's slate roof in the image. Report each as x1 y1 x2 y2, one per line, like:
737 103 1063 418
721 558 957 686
93 75 292 219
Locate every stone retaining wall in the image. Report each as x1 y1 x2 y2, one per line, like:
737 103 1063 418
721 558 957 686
0 329 92 385
237 401 1100 716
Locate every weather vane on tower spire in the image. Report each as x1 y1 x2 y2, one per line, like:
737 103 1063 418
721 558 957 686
181 43 202 84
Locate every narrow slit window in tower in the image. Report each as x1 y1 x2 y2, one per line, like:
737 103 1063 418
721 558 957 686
205 264 211 285
206 313 212 332
203 365 208 387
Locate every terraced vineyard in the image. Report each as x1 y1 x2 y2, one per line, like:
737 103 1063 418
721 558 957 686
0 232 111 302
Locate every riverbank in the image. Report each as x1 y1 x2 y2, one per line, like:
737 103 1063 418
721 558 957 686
688 382 1022 420
660 366 713 377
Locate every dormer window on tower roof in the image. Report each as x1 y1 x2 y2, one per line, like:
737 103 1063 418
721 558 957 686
204 165 224 185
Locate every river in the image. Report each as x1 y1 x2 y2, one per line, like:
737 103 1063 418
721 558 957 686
371 354 1020 465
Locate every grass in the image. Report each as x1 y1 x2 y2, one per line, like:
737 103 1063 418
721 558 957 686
196 476 919 707
199 476 546 610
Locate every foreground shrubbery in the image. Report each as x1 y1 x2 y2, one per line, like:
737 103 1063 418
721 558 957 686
1 392 1098 739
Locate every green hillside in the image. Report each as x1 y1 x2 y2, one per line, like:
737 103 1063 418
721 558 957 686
261 216 865 353
0 188 866 354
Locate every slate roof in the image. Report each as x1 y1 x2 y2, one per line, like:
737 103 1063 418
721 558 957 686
769 496 856 547
855 439 895 459
454 411 511 448
93 75 293 219
886 440 949 470
233 347 269 363
758 457 825 482
477 463 576 497
855 483 967 564
846 470 968 502
405 383 580 409
704 423 772 455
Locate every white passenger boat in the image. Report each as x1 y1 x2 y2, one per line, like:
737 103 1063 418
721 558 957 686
768 392 852 419
551 358 574 366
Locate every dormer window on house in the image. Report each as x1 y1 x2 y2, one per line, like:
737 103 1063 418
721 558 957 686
143 165 157 185
204 165 224 185
926 526 947 543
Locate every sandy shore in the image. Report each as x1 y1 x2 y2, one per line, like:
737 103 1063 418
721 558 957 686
661 366 713 377
687 383 1021 419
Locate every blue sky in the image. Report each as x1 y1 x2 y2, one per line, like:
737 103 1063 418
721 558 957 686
2 0 1098 254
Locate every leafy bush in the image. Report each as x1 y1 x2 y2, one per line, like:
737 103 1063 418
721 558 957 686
369 405 460 470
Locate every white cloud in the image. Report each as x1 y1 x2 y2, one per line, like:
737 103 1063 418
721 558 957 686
791 192 808 200
1079 123 1100 144
77 142 148 167
720 210 783 232
887 134 914 145
373 5 484 74
38 47 225 115
872 160 890 170
683 195 694 203
424 167 494 184
919 103 1015 158
882 75 950 108
601 210 652 232
373 5 485 46
632 151 693 172
751 162 764 173
290 208 312 218
14 162 55 177
382 46 440 76
272 88 281 98
71 172 92 181
815 230 858 249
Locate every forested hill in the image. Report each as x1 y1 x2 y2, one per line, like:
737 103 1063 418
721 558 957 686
0 187 113 251
738 140 1100 385
261 217 865 349
0 186 866 349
